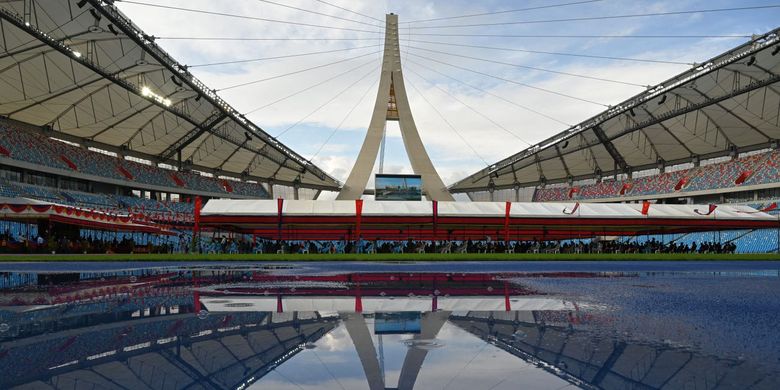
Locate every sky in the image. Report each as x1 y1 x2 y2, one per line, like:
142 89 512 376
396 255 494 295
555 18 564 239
249 318 572 389
114 0 780 196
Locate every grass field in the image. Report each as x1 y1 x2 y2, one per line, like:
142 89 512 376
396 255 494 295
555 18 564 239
0 252 778 262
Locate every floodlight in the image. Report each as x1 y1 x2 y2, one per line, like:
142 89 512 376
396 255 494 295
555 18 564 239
746 56 756 66
773 46 780 56
141 86 152 97
72 51 82 58
76 0 88 8
658 94 667 105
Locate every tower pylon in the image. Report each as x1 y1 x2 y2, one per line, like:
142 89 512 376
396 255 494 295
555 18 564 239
337 13 454 201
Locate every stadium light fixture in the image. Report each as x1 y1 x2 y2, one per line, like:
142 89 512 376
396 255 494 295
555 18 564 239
746 56 756 66
72 51 82 58
773 46 780 56
139 86 172 106
76 0 88 8
658 94 667 105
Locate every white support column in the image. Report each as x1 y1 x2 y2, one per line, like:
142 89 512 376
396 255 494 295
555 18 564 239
337 14 454 201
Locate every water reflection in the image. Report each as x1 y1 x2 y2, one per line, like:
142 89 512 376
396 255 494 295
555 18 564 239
1 266 779 389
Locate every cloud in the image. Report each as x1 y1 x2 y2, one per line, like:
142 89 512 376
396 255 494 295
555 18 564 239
115 0 772 188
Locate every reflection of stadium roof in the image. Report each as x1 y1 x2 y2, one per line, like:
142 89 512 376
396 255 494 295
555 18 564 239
450 29 780 193
0 1 340 190
1 312 335 389
450 312 780 390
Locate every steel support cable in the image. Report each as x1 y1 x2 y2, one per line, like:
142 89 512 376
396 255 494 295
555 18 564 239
410 60 573 130
404 51 608 107
405 5 780 29
406 33 753 39
404 45 648 87
272 370 306 390
308 73 379 162
312 0 384 23
400 39 692 65
244 57 378 116
189 44 381 68
405 57 572 127
274 64 379 139
156 36 382 41
405 76 491 167
404 65 533 146
255 0 383 28
405 0 604 23
441 339 492 390
310 349 348 390
114 0 384 34
217 50 380 92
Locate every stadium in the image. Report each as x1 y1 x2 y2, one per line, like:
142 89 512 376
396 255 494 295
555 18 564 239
0 1 778 256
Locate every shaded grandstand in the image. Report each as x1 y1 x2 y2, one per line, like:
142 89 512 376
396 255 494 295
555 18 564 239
451 28 780 207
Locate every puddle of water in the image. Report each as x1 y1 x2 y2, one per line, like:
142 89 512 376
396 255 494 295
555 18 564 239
1 262 779 389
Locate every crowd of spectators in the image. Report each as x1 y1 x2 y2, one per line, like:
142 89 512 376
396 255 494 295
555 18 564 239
533 150 780 202
194 236 746 255
0 120 269 197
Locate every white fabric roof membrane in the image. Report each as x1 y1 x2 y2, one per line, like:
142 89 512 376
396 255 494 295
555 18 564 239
0 0 340 190
201 199 776 222
450 28 780 192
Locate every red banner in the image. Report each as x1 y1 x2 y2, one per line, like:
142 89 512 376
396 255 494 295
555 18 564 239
194 196 202 234
694 204 717 216
734 170 752 185
641 201 651 215
504 201 511 242
355 199 363 240
563 202 580 215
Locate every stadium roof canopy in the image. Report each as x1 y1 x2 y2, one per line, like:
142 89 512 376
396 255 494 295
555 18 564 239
0 0 341 191
450 28 780 193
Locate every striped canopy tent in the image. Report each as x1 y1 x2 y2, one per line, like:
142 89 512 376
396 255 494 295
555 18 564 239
200 199 779 241
0 197 167 233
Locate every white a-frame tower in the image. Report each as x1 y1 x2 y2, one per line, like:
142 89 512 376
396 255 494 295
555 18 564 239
337 14 454 201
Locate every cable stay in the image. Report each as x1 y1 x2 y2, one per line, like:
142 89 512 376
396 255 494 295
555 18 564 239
114 0 384 34
405 77 491 167
309 78 379 162
405 33 754 39
401 39 692 65
405 58 571 127
404 0 604 24
404 45 648 87
313 0 384 23
156 36 384 42
274 65 379 139
405 52 609 107
189 44 382 68
255 0 383 28
244 57 378 116
404 66 532 146
405 5 780 29
217 51 380 92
